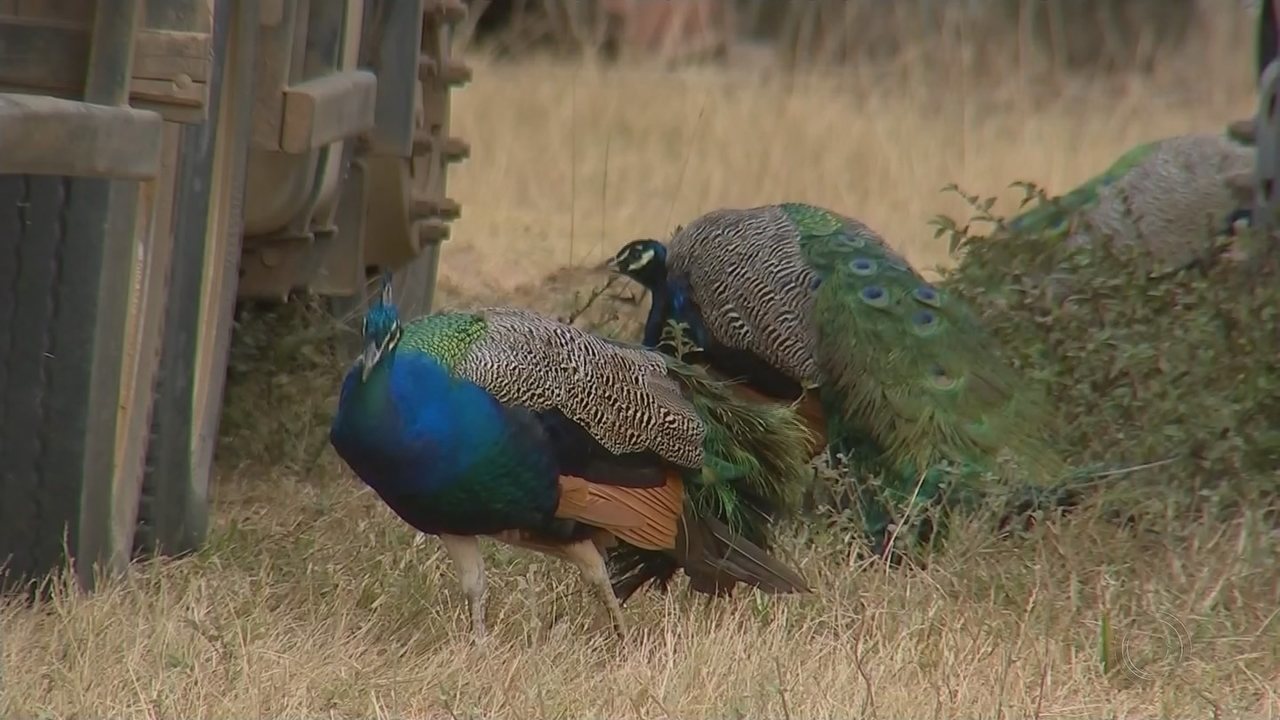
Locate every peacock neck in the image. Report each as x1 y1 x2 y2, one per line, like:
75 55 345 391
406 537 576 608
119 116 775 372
642 279 673 348
332 348 479 487
330 341 564 537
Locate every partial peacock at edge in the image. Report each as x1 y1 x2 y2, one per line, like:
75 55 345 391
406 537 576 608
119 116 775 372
1002 131 1255 281
607 203 1078 564
329 275 814 639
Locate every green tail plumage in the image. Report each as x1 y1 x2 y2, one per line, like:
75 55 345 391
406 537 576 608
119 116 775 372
607 346 815 601
669 356 813 528
780 203 1069 559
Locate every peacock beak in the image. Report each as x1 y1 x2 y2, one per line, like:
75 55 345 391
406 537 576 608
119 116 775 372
601 255 621 273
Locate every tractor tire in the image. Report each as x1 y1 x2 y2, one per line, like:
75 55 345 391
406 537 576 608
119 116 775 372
132 0 258 559
0 174 151 594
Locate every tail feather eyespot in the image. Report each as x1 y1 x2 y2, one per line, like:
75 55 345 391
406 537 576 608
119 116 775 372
859 285 890 308
848 258 877 276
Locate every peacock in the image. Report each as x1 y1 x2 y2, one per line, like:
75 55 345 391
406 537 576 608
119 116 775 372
329 275 814 639
607 203 1076 563
1003 132 1255 280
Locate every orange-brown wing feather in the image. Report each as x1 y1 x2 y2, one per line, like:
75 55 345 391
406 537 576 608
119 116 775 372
554 471 684 550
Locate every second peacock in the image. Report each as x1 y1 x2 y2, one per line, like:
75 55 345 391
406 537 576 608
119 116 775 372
608 202 1076 564
329 276 814 640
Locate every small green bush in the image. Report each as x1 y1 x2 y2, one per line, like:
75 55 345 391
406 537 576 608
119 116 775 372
217 296 350 474
931 182 1280 521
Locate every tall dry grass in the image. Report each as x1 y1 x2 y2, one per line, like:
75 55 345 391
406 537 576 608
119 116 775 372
436 4 1257 299
4 7 1278 718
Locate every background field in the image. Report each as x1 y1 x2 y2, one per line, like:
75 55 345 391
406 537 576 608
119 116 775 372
4 5 1279 718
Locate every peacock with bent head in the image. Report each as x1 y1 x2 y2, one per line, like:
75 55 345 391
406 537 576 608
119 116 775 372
1004 131 1255 281
608 203 1077 563
329 275 814 639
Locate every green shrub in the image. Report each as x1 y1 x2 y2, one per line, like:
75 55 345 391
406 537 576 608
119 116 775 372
930 182 1280 521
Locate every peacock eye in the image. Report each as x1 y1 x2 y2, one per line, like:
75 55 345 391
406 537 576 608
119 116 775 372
926 362 958 389
848 258 877 276
913 286 941 307
912 309 937 326
859 284 889 308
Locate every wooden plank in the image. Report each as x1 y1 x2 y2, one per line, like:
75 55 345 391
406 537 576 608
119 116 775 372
134 30 213 82
249 0 299 149
0 20 211 121
279 70 378 154
0 18 86 93
360 0 426 157
0 93 164 179
0 0 92 21
130 76 206 107
143 0 212 33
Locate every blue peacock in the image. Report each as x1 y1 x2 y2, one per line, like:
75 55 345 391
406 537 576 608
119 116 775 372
329 276 814 639
607 203 1081 564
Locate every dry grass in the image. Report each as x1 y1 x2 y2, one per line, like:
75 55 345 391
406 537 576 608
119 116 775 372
5 9 1280 718
435 12 1256 301
5 464 1279 718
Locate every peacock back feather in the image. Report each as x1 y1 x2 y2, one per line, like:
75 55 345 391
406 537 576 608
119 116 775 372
409 307 706 468
406 307 815 536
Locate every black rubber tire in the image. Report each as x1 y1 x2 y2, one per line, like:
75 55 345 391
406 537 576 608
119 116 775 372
132 0 256 559
0 174 140 594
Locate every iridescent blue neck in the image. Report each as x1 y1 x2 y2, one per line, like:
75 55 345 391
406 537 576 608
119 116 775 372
332 348 492 492
641 277 708 351
642 280 672 348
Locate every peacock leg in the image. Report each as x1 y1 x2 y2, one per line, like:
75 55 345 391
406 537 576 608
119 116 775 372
562 538 627 640
439 533 488 639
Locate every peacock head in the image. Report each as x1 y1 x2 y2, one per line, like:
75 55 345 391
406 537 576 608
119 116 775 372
604 239 667 288
360 272 402 382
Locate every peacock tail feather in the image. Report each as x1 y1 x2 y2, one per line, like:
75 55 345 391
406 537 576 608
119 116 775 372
657 351 815 532
782 202 1067 483
562 333 816 602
